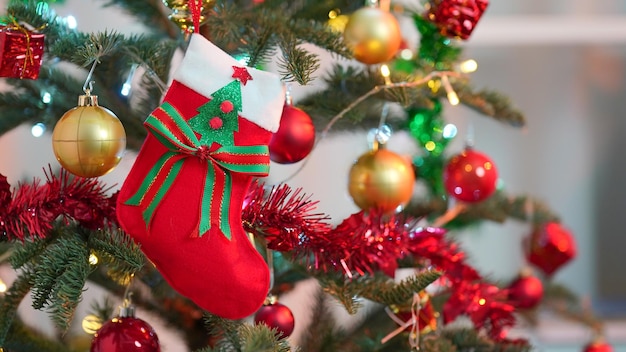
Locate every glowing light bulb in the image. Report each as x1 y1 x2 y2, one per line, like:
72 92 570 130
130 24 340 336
0 279 7 293
380 64 391 85
460 59 478 73
381 64 391 78
66 15 77 30
89 253 99 265
441 75 459 106
121 63 138 97
41 91 51 104
442 124 457 139
400 49 413 60
447 91 460 106
31 123 46 137
120 82 131 96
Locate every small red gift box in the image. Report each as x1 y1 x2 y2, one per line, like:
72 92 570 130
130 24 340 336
0 25 44 79
426 0 489 40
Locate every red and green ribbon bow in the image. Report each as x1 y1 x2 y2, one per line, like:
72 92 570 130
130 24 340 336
125 102 270 240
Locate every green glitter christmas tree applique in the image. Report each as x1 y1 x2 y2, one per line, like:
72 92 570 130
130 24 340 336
188 79 243 147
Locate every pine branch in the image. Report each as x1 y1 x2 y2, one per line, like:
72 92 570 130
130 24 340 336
300 64 387 131
27 229 93 331
421 335 458 352
88 229 145 285
206 2 350 85
448 191 560 227
290 0 361 21
437 327 531 352
205 1 248 48
298 290 345 352
452 81 526 127
317 273 363 315
0 271 34 346
360 271 442 307
542 282 603 333
440 328 495 351
317 270 441 314
102 0 181 39
9 236 53 269
286 17 352 59
239 324 293 352
3 317 74 352
277 31 320 84
204 313 245 351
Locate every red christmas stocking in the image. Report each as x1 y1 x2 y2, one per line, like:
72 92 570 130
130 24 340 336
116 34 284 319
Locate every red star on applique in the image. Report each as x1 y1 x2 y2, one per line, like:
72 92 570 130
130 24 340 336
232 66 253 86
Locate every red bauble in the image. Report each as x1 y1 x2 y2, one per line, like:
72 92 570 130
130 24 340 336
91 316 160 352
525 222 576 276
269 105 315 164
443 148 498 203
584 341 614 352
254 302 295 339
507 273 544 309
426 0 489 40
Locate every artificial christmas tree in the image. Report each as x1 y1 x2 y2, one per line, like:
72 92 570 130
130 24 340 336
0 0 614 351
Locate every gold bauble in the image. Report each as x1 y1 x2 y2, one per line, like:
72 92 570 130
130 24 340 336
52 94 126 178
348 148 415 213
343 7 402 65
163 0 214 33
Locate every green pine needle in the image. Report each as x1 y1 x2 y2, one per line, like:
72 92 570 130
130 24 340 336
27 230 92 331
318 270 441 314
89 229 145 281
239 324 293 352
9 236 53 269
204 313 245 351
360 270 443 306
0 272 34 346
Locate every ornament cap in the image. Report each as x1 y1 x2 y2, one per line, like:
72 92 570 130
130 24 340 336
364 0 378 7
78 93 99 107
263 294 278 305
119 305 136 318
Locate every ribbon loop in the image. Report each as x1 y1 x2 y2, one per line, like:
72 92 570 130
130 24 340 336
125 102 270 240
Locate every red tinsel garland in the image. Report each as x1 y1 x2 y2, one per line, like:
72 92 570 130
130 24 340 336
242 182 332 252
242 182 518 340
0 167 117 240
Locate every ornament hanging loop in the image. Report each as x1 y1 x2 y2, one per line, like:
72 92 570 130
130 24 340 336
284 84 293 106
82 59 99 95
78 59 101 106
118 274 136 317
367 103 392 151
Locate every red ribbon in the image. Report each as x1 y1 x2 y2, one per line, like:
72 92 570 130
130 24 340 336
189 0 202 33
